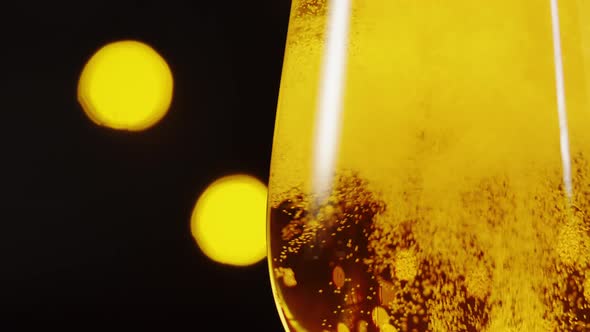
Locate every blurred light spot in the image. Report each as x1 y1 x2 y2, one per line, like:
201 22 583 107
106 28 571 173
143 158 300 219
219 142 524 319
191 174 268 266
337 322 350 332
332 265 345 289
77 40 173 131
357 320 368 332
371 306 390 327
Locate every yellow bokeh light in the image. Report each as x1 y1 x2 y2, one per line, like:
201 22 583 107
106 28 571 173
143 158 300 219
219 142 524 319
77 40 173 131
191 174 268 267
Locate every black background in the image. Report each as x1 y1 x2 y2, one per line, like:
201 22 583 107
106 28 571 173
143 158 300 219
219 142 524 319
2 1 291 329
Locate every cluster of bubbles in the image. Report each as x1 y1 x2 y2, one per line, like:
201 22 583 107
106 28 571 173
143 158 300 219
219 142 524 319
269 164 590 331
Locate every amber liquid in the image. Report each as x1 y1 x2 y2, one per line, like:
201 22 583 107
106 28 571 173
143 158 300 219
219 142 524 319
268 1 590 331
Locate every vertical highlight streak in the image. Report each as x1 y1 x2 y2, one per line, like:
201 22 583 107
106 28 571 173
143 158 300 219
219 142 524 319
312 0 352 201
550 0 573 200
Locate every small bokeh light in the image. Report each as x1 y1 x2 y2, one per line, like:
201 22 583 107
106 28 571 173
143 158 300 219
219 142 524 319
77 40 173 131
191 174 268 267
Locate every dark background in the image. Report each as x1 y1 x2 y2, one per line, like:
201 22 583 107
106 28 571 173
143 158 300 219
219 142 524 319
2 1 291 329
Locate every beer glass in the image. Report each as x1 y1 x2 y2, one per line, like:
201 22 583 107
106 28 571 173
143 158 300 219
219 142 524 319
267 0 590 331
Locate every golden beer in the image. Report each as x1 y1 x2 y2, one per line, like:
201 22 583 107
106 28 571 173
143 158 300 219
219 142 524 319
268 1 590 331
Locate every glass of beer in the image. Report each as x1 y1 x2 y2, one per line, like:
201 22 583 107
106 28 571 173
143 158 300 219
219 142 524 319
267 0 590 331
